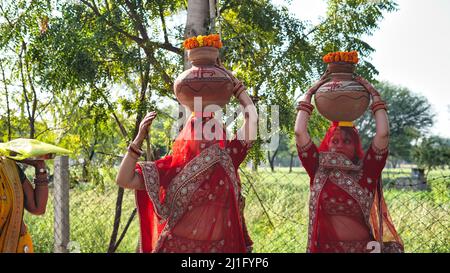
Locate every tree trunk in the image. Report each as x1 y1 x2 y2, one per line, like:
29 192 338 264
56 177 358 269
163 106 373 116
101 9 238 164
268 151 273 172
209 0 217 33
289 153 294 173
108 58 151 253
185 0 210 38
391 158 398 169
0 61 12 141
18 42 35 139
268 147 279 172
184 0 210 69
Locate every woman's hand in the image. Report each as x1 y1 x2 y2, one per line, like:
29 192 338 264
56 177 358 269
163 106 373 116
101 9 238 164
18 159 46 173
116 111 157 190
354 76 381 98
305 77 331 99
134 111 157 144
319 69 331 81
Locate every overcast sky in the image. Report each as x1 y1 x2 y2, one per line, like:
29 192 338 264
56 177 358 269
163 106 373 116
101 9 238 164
274 0 450 138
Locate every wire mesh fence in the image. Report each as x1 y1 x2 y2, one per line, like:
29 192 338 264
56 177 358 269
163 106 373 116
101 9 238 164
240 167 450 253
24 164 449 253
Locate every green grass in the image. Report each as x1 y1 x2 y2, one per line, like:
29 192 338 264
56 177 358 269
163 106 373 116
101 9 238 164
241 167 449 253
23 167 449 253
24 183 139 253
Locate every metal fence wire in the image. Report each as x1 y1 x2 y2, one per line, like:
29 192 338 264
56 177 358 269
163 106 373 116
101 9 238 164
24 162 449 253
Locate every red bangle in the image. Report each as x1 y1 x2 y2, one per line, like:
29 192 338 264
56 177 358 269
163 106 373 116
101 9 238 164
36 173 48 180
297 105 313 115
371 104 388 114
371 103 386 110
370 100 387 114
297 101 314 114
233 81 246 96
372 107 387 114
297 101 314 110
371 101 386 108
299 101 314 107
300 104 314 111
235 88 246 100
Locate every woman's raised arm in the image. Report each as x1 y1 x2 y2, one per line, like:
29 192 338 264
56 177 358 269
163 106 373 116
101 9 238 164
116 111 157 190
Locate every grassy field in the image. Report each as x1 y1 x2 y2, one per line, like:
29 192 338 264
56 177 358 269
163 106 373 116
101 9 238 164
24 167 449 253
242 168 449 253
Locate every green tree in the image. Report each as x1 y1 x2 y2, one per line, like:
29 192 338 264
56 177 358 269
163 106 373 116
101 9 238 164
412 136 450 177
0 0 54 139
0 0 399 252
357 82 434 168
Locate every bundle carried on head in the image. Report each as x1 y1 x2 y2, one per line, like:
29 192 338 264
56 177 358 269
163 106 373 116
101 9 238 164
313 50 370 123
175 34 245 112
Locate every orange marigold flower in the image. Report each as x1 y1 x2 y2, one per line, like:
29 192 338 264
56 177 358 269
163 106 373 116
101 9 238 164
323 51 359 64
182 33 222 50
333 55 339 62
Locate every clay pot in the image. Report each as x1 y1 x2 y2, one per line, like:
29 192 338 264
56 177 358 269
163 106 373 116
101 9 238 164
174 47 235 112
314 62 370 122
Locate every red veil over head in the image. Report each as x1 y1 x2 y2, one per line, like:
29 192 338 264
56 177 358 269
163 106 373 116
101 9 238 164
149 112 229 187
316 121 404 252
135 112 252 253
318 121 365 163
171 112 227 166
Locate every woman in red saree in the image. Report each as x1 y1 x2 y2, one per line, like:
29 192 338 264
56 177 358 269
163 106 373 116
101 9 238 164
295 76 403 253
116 92 257 253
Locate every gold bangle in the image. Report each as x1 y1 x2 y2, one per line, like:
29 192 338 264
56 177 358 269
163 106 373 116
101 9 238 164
128 143 144 157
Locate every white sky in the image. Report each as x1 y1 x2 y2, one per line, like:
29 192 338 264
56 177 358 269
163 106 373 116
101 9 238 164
274 0 450 138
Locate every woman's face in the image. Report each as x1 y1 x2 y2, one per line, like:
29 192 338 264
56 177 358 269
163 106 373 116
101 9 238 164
328 128 356 160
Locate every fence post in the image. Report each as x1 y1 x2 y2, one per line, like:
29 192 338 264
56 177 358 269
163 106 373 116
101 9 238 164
53 155 70 253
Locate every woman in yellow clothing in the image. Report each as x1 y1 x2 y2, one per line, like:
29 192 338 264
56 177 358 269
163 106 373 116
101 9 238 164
0 157 48 253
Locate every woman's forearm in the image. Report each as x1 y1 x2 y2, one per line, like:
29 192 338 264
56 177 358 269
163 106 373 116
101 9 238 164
295 95 312 146
116 112 157 190
23 175 48 215
115 137 146 190
33 185 48 215
116 152 139 186
372 96 390 148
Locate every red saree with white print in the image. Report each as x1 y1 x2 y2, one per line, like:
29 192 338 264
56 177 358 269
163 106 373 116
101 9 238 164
134 114 253 253
298 140 404 253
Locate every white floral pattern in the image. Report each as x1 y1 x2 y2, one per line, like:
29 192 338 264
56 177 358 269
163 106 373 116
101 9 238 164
307 152 375 252
138 143 243 253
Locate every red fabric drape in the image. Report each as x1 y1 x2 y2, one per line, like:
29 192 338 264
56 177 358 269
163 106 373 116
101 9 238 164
135 114 252 253
318 122 365 162
298 123 403 253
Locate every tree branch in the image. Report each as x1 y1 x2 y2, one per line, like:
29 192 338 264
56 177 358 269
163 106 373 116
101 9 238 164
123 0 150 41
80 0 145 45
80 0 182 56
158 2 169 44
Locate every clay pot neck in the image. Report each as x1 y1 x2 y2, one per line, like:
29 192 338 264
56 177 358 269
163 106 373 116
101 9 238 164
326 62 356 81
327 62 355 74
188 47 219 66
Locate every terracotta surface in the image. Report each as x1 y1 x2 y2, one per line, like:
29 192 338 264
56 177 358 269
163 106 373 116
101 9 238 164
315 62 370 122
174 47 235 111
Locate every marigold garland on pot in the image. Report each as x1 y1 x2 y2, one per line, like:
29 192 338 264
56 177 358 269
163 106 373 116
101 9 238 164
183 34 223 50
322 51 359 64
